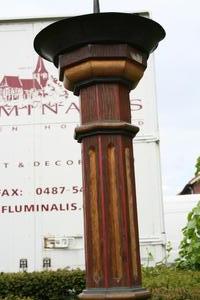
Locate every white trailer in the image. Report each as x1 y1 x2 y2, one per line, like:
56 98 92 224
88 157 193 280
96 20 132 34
0 16 165 272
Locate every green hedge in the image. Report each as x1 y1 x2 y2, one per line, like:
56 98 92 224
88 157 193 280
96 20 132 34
143 265 200 299
0 297 33 300
0 269 85 300
1 266 200 299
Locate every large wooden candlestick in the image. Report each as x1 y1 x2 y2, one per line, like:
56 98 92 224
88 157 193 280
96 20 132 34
34 11 165 300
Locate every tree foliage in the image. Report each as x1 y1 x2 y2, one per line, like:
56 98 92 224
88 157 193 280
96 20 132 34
176 201 200 269
195 156 200 176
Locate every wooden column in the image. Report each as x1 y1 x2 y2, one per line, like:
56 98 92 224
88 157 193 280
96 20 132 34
59 44 151 299
34 9 165 299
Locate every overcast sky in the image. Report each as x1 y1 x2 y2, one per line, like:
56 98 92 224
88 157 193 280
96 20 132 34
0 0 199 196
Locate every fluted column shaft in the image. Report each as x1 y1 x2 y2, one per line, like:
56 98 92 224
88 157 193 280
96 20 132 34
79 83 141 289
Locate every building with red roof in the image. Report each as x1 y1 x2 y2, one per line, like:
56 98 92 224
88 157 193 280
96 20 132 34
0 57 47 100
0 76 23 100
33 56 49 88
21 79 42 99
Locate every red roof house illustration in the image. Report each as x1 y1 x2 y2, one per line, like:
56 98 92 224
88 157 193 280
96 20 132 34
0 76 23 100
0 57 68 101
0 57 48 101
33 56 49 87
21 79 41 90
0 76 22 88
21 79 42 99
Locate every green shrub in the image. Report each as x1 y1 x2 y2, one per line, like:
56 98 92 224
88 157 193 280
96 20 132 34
143 265 200 299
0 297 33 300
0 269 85 300
2 267 200 299
176 200 200 270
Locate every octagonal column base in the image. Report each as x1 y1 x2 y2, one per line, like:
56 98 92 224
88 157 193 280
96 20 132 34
79 288 151 300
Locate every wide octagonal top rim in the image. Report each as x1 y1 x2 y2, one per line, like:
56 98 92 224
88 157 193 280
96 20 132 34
34 12 166 66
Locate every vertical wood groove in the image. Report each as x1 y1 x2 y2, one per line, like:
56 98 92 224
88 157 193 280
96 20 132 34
89 147 102 283
118 137 133 285
98 137 109 287
125 147 139 282
108 144 123 283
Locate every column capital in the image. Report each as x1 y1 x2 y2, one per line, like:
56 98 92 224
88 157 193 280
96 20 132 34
58 44 147 94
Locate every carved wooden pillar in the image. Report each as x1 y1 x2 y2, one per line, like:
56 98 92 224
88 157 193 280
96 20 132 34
34 11 165 300
58 44 150 299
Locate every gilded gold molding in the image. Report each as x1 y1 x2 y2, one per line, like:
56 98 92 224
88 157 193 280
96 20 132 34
63 59 146 91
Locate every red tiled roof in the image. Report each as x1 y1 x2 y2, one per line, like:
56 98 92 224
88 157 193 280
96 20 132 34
0 76 22 88
21 79 42 90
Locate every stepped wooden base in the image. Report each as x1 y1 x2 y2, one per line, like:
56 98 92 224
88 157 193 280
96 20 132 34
79 288 151 300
